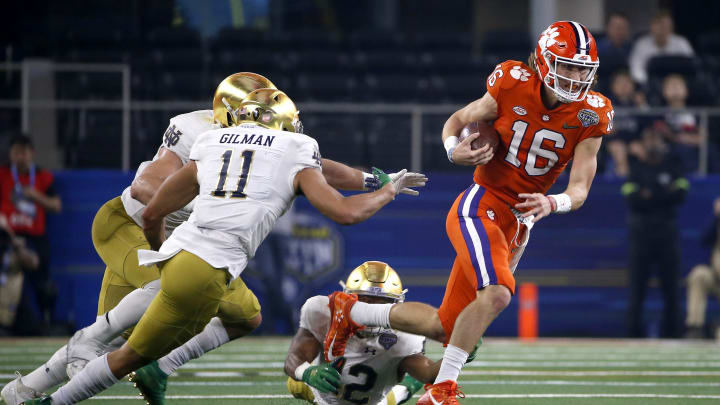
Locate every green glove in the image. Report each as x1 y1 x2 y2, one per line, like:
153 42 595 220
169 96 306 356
372 167 392 189
397 375 424 404
301 358 345 394
465 338 482 364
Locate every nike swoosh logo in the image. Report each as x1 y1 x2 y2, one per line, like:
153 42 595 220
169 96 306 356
562 123 579 129
326 335 337 361
429 390 444 405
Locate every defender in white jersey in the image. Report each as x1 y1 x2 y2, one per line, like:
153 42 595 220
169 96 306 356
24 87 424 405
4 73 426 405
3 73 276 405
285 262 439 405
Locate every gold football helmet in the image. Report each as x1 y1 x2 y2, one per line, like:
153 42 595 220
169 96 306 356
212 72 276 127
341 261 406 302
232 88 303 133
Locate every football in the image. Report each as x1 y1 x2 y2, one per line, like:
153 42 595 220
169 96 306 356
459 121 500 152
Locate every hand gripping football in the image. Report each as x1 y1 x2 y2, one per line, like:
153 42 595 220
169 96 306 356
459 121 500 152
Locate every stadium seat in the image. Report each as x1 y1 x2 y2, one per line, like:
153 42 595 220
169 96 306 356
481 29 532 61
153 71 209 100
431 74 486 103
294 50 351 73
352 51 418 75
366 116 412 169
302 113 368 166
348 30 407 52
296 73 357 102
422 115 465 172
147 26 202 49
363 74 428 103
418 51 484 75
412 32 471 52
70 111 123 168
697 32 720 55
211 27 267 50
282 31 343 51
149 49 205 71
646 55 701 80
212 49 279 74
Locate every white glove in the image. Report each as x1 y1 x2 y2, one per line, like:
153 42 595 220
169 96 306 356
389 170 428 196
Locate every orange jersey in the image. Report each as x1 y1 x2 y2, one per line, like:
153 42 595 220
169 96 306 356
473 60 614 205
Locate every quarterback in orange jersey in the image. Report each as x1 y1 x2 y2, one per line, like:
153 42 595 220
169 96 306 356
322 21 613 404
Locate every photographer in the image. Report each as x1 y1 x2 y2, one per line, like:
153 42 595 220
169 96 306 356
622 124 689 338
0 134 61 327
0 214 39 335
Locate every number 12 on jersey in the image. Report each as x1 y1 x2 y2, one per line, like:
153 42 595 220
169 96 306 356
212 149 255 198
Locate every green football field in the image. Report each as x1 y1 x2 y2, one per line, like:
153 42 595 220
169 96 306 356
1 337 719 404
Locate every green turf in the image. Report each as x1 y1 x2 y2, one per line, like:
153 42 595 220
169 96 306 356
1 337 719 404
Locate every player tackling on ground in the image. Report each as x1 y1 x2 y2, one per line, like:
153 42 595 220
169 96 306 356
285 261 439 405
322 21 614 404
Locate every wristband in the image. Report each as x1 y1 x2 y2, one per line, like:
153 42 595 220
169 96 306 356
548 193 572 213
294 361 311 380
444 136 459 163
362 172 378 191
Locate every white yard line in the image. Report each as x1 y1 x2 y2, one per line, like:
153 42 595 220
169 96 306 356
158 360 720 370
180 370 720 378
6 377 720 390
135 380 720 387
461 394 720 399
88 393 720 400
9 352 719 361
464 360 720 368
462 370 720 376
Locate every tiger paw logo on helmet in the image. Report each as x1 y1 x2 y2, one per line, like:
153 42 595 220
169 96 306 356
510 66 531 81
538 26 560 51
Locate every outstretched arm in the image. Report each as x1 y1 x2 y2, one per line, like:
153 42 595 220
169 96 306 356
515 136 602 222
142 161 200 250
320 158 366 191
131 148 184 204
294 167 397 226
321 159 427 196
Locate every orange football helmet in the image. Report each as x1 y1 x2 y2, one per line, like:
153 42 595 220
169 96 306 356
534 21 599 103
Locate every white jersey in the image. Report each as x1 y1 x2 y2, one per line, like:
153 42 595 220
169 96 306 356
121 110 218 235
138 123 322 279
300 296 425 405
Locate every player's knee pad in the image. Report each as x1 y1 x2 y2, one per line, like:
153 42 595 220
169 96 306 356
217 278 261 325
221 313 262 340
286 377 315 403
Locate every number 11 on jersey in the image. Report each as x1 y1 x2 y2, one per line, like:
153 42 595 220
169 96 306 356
212 149 255 198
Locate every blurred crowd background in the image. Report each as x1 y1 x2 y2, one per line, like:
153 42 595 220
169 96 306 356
0 0 718 340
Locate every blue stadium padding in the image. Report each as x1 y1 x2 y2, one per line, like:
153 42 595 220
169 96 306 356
46 170 134 327
46 171 720 335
